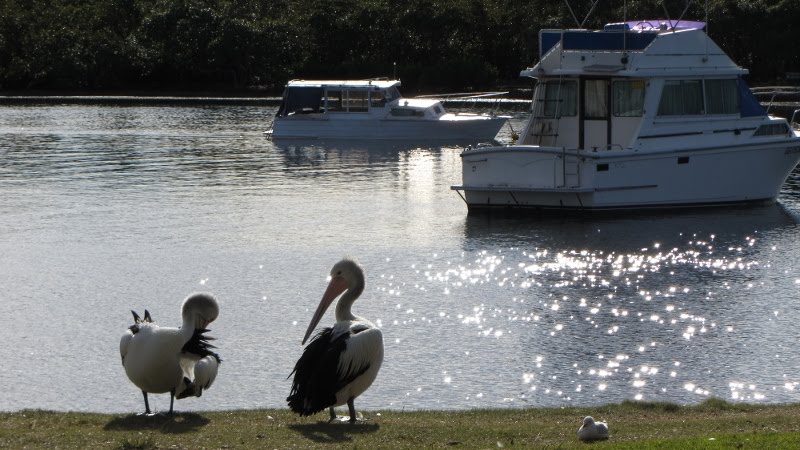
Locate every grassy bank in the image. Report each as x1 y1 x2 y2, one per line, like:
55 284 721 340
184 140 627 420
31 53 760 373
3 399 800 449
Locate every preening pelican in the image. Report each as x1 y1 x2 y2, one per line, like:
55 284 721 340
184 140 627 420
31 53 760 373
120 292 222 414
577 416 609 441
288 258 384 423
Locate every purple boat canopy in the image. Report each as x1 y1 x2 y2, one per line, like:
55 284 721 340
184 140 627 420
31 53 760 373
604 20 706 32
539 20 707 58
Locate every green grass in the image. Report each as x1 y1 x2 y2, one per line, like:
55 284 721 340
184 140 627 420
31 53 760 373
3 399 800 449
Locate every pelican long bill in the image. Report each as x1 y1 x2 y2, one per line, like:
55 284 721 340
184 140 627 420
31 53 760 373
302 276 349 345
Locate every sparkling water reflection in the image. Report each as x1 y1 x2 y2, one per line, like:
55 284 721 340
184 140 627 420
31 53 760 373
1 103 800 413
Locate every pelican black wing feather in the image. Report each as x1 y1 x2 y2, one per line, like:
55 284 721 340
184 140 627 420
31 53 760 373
128 310 143 334
287 327 370 416
181 328 222 363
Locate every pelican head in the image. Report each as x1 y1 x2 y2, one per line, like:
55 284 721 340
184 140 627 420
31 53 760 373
182 292 219 330
302 258 365 345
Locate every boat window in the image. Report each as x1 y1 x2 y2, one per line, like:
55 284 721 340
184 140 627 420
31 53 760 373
612 80 645 117
738 78 767 117
386 87 401 103
390 108 425 117
657 80 704 115
754 123 790 136
371 90 387 107
277 87 324 116
326 90 343 112
705 79 739 115
584 80 609 119
345 90 369 112
540 80 577 117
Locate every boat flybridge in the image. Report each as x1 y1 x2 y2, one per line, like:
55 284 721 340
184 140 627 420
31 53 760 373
451 20 800 211
267 79 509 141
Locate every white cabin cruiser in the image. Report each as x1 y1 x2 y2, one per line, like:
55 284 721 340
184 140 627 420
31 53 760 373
267 79 508 141
452 20 800 211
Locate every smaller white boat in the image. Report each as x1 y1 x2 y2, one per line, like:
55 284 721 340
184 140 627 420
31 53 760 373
267 79 509 141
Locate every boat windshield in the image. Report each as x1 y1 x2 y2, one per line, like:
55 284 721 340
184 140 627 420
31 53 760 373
276 86 323 117
386 87 401 103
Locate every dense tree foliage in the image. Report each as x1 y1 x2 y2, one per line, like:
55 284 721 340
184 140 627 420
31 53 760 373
0 0 797 93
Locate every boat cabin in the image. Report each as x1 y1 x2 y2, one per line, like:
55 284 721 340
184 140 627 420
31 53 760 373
275 79 446 120
518 21 780 151
269 78 508 140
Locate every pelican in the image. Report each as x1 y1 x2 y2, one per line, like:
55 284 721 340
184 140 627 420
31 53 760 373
287 258 384 423
577 416 609 441
120 292 222 415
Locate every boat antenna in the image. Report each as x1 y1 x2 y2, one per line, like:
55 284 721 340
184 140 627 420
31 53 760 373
660 1 673 30
582 0 601 27
623 0 627 52
675 0 694 24
563 0 600 28
564 0 581 27
393 62 397 80
704 0 709 61
663 0 696 32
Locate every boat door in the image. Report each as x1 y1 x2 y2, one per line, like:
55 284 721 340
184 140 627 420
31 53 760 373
581 79 610 151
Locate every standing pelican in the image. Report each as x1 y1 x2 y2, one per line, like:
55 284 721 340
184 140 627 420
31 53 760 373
288 258 384 423
120 292 222 415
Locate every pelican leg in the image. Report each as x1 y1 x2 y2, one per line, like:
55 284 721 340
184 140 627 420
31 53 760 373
347 398 357 424
328 406 336 422
141 391 151 415
168 388 175 415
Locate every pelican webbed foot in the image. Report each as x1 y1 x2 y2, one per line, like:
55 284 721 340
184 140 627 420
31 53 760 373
328 400 365 424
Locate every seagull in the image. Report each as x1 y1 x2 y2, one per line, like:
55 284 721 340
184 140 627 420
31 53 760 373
288 258 384 423
577 415 609 441
120 292 221 414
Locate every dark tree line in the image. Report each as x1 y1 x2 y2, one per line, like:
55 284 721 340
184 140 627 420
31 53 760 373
0 0 798 93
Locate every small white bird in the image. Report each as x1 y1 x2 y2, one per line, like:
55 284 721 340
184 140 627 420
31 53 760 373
120 292 222 415
577 416 609 441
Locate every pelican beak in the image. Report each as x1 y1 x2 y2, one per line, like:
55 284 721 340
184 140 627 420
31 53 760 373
302 276 349 345
197 317 210 330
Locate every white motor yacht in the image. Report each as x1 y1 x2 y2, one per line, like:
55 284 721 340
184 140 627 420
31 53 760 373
451 20 800 211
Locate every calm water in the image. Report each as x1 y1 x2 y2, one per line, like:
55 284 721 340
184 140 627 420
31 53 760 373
2 103 800 414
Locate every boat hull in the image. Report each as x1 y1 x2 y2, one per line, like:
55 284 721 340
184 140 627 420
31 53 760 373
270 116 507 142
453 141 800 211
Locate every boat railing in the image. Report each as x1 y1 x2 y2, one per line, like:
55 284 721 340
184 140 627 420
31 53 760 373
414 91 509 101
595 143 624 152
791 109 800 131
414 91 510 113
751 86 800 114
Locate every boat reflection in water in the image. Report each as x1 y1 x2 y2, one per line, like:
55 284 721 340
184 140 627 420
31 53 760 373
460 202 799 251
449 202 800 407
270 138 468 177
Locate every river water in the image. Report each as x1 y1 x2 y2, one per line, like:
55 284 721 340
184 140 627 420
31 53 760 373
2 102 800 414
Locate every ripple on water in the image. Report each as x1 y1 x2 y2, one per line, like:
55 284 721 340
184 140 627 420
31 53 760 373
375 226 800 408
